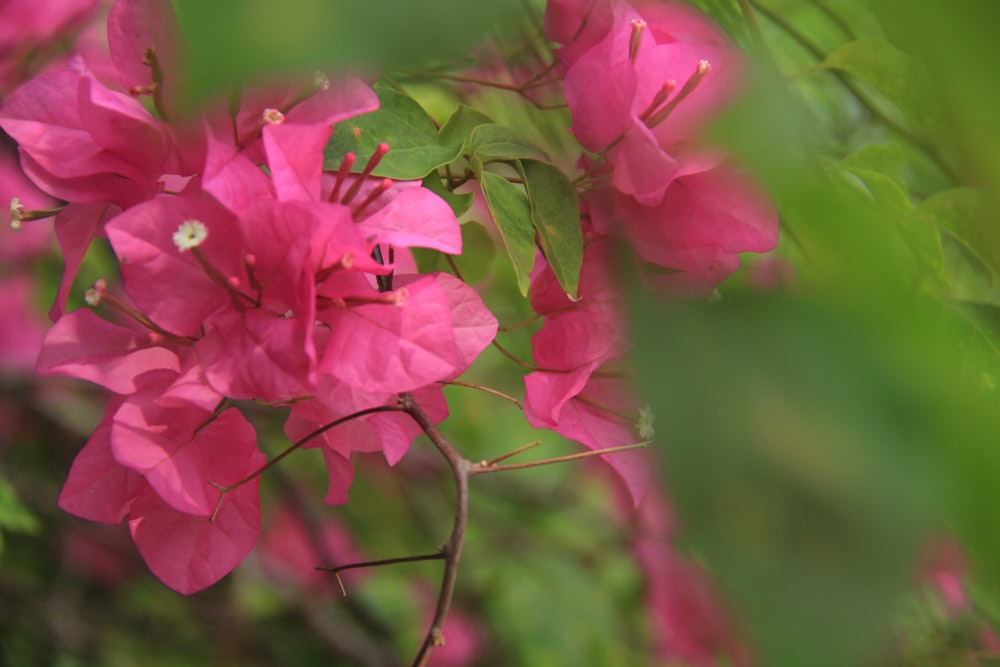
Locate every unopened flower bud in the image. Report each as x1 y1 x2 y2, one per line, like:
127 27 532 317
173 220 208 252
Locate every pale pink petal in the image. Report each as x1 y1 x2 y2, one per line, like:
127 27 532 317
37 308 181 393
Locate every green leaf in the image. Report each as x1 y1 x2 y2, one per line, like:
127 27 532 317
411 221 496 285
0 477 39 551
480 171 536 295
833 162 948 291
420 173 475 218
324 83 460 180
817 39 934 127
469 124 548 163
518 159 582 298
438 104 494 156
914 188 999 278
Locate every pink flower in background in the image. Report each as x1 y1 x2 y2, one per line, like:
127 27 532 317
525 239 649 505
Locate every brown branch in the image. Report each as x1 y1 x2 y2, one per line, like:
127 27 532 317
473 442 648 475
208 404 403 521
399 393 473 667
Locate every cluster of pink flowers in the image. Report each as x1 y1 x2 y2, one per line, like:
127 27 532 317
2 0 495 593
2 0 777 604
524 0 778 505
545 0 777 294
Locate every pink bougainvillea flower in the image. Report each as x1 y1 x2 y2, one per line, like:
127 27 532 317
59 398 146 525
127 464 262 594
0 56 176 208
0 0 102 97
110 381 257 518
589 163 779 295
317 271 496 395
285 379 448 506
60 396 265 594
560 0 744 205
36 307 182 393
524 240 649 505
106 0 183 113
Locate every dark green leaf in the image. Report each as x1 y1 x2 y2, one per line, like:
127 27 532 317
480 171 536 296
324 83 460 180
469 124 548 163
915 188 998 278
518 160 582 298
421 173 475 218
438 104 494 156
817 39 934 127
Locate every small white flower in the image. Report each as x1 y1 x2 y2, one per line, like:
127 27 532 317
84 277 107 306
313 71 331 91
262 108 285 125
636 404 656 440
173 219 208 252
707 289 722 305
9 197 23 230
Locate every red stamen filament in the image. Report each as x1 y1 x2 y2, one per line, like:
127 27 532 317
341 142 390 205
97 290 197 346
191 247 258 308
352 178 393 218
638 80 677 123
643 60 712 129
328 152 356 203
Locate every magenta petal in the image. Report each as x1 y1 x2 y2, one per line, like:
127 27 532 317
319 276 460 393
202 125 275 212
106 194 241 336
285 75 379 126
112 396 260 517
608 122 679 206
401 273 497 373
78 75 167 178
198 309 315 402
37 308 181 393
358 187 463 254
107 0 182 103
525 371 649 506
319 450 355 506
59 400 145 524
128 467 262 594
50 201 116 321
564 51 637 151
263 122 330 201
